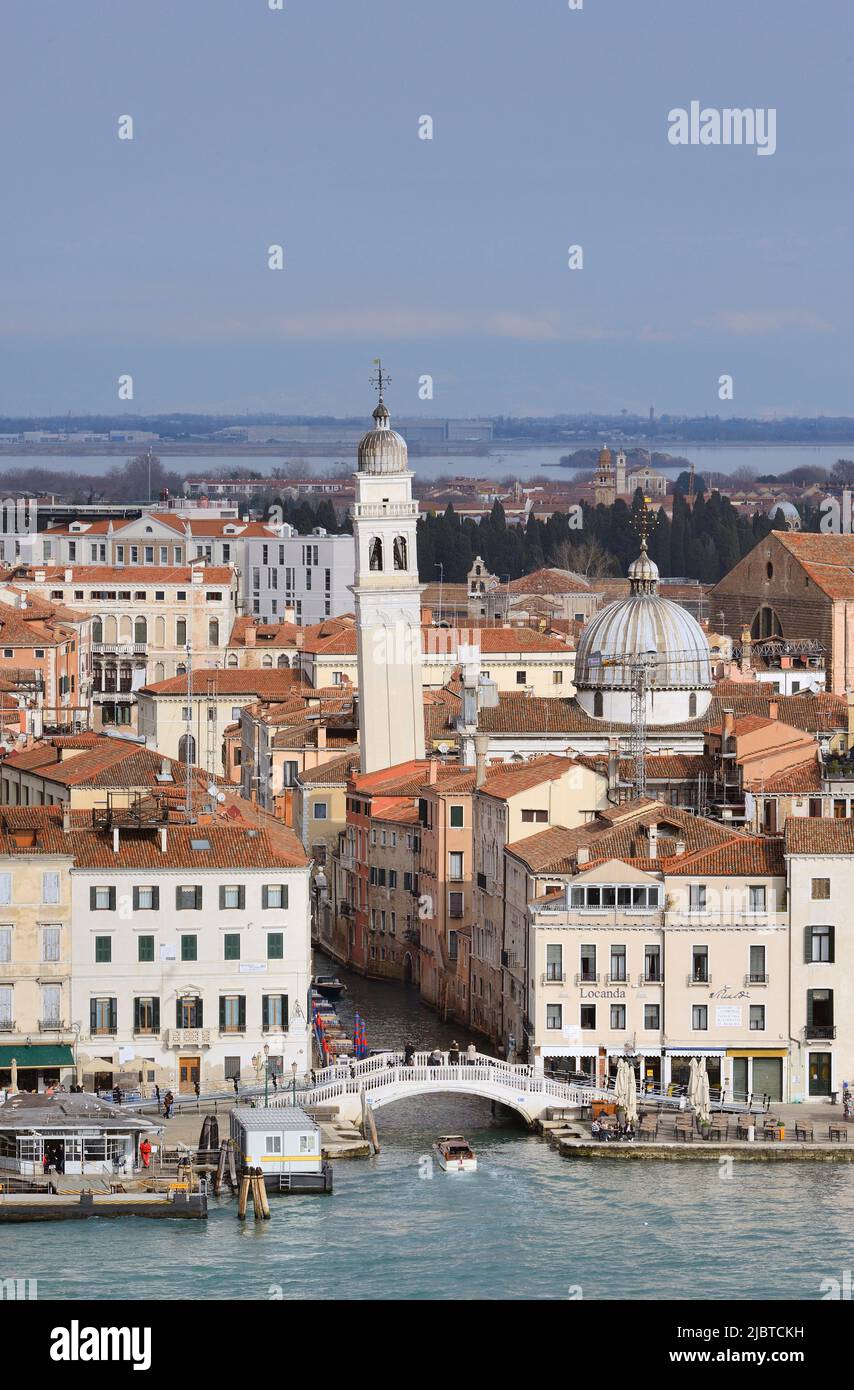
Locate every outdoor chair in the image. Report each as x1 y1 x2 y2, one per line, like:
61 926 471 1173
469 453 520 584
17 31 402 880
794 1123 814 1142
829 1123 849 1143
708 1118 729 1141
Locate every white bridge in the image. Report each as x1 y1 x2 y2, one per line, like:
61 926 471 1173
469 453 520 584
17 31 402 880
270 1050 611 1126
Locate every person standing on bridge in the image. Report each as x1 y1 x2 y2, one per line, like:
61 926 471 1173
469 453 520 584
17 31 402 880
466 1042 477 1063
449 1041 460 1066
403 1042 415 1066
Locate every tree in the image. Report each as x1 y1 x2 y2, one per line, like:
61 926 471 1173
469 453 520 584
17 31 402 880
831 459 854 485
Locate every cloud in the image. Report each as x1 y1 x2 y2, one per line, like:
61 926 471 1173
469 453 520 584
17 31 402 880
699 309 834 336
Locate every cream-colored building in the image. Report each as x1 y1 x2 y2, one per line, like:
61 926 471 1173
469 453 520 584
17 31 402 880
137 669 305 768
0 825 75 1092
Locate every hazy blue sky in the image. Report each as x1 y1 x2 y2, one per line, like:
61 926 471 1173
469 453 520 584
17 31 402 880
1 0 852 418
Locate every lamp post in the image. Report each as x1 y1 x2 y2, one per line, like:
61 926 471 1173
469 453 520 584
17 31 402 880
291 1061 298 1108
263 1044 270 1106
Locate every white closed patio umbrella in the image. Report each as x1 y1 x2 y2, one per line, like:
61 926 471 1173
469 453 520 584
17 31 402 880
613 1058 627 1109
696 1059 711 1127
687 1056 699 1107
625 1062 639 1126
9 1057 18 1094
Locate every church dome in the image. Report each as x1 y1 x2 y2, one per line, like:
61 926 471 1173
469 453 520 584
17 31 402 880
358 400 409 475
574 537 712 725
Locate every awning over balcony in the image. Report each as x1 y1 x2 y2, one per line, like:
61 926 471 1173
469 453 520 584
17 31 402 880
0 1045 74 1068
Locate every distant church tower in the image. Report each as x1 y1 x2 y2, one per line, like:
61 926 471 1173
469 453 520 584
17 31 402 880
594 445 615 506
351 364 425 773
615 449 627 497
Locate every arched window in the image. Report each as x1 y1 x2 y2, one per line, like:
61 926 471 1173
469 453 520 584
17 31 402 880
134 616 147 645
103 615 117 644
92 617 103 644
155 616 166 646
393 535 407 571
178 734 196 765
208 618 219 646
369 537 383 571
176 662 186 676
750 605 783 640
154 662 165 683
277 654 289 667
688 692 697 718
227 653 239 668
262 654 273 667
593 690 604 718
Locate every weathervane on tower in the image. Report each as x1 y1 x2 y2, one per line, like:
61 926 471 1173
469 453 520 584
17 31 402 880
370 358 391 404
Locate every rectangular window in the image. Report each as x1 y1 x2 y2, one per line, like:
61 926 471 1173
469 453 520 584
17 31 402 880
42 871 60 904
580 944 597 981
220 885 245 910
42 926 60 962
0 984 11 1023
267 932 284 960
545 943 563 981
262 994 288 1030
313 801 328 820
520 809 548 823
516 670 527 685
692 1004 708 1030
223 933 241 961
91 997 117 1035
748 885 766 913
806 925 834 963
449 804 464 829
94 935 112 963
749 944 766 983
265 1134 282 1154
609 945 627 982
134 997 160 1033
689 884 707 912
610 1004 626 1030
133 886 159 911
177 995 202 1028
448 851 464 880
644 944 661 982
448 891 464 918
749 1004 766 1031
176 885 202 910
181 934 198 962
0 873 10 906
219 995 246 1033
262 884 289 909
138 935 155 962
580 1004 596 1031
42 984 61 1026
0 927 11 963
811 878 830 900
90 886 116 911
644 1003 660 1030
692 946 709 983
546 1003 562 1030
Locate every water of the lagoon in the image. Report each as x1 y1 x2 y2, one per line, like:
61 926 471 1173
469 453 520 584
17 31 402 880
3 443 854 485
5 955 852 1302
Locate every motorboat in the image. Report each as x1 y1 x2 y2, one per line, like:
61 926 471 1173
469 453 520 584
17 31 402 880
312 974 346 999
433 1135 477 1173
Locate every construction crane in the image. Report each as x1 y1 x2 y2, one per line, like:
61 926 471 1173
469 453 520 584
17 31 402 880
588 647 711 798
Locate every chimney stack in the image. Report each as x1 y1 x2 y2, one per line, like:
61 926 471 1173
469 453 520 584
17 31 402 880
648 823 658 860
740 625 752 672
576 845 590 865
474 733 489 789
722 708 735 744
61 803 71 835
768 699 779 721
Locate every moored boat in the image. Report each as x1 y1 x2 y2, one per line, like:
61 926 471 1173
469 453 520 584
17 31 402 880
433 1135 477 1172
313 974 346 999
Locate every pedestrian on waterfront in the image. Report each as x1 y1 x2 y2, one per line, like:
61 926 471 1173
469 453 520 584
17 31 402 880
403 1042 415 1066
163 1090 174 1119
154 1084 160 1107
449 1041 460 1066
139 1138 152 1169
427 1049 442 1068
591 1118 602 1142
271 1072 278 1092
466 1042 477 1063
42 1151 50 1174
194 1079 200 1100
232 1075 239 1097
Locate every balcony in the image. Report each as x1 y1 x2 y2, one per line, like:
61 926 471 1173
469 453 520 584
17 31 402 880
638 973 663 986
746 973 769 986
806 1024 836 1040
606 973 628 986
687 974 711 987
575 972 599 986
0 1019 15 1033
38 1018 69 1032
164 1028 212 1048
541 971 566 985
353 501 419 520
92 642 147 656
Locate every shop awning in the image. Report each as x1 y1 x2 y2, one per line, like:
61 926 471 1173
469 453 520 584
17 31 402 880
665 1047 726 1056
727 1049 787 1059
0 1045 74 1068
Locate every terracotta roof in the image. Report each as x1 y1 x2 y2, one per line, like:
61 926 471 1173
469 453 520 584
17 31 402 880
298 752 361 787
577 752 717 782
19 565 233 585
504 568 593 595
140 670 307 697
0 805 308 868
507 800 739 874
784 818 854 854
766 532 854 600
227 616 299 648
477 691 847 737
666 836 785 876
478 755 581 801
744 759 822 793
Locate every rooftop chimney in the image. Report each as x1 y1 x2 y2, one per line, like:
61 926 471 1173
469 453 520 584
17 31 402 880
428 759 438 784
675 838 685 857
474 733 489 789
61 803 71 835
244 626 256 647
722 708 735 743
576 845 590 865
159 825 168 853
648 823 658 860
768 699 779 721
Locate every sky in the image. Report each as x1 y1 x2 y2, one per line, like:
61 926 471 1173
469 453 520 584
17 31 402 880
1 0 852 419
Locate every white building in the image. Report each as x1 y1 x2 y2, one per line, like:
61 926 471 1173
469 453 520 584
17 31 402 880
68 799 312 1092
243 526 355 625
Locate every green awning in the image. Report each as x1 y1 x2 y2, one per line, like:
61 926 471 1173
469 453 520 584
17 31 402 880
0 1045 74 1068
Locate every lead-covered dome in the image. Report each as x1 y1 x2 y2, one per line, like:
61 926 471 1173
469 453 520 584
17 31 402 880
358 400 409 475
575 538 712 725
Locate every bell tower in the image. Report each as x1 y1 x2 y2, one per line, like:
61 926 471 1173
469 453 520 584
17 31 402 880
351 363 425 773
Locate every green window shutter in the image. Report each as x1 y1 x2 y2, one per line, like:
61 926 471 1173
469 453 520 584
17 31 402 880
197 997 203 1027
282 885 288 909
224 934 240 961
267 933 283 960
176 999 183 1028
108 887 116 911
152 886 159 910
806 990 814 1027
138 936 154 963
151 998 160 1030
238 996 246 1030
109 999 117 1033
219 997 226 1029
176 887 183 910
262 995 269 1030
90 999 97 1032
219 886 226 910
282 994 289 1028
262 886 269 909
132 887 139 911
195 886 203 910
804 927 812 964
133 998 140 1032
238 885 245 910
90 887 97 911
829 926 836 963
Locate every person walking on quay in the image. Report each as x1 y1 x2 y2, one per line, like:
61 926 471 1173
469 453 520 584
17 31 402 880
139 1138 152 1169
403 1041 415 1067
163 1090 174 1119
194 1079 200 1100
154 1084 160 1108
449 1041 460 1066
232 1074 239 1098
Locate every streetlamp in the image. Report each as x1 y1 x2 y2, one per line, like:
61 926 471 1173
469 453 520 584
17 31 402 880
263 1043 270 1106
291 1061 298 1108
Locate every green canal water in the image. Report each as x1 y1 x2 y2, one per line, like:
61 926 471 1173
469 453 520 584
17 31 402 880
5 960 852 1301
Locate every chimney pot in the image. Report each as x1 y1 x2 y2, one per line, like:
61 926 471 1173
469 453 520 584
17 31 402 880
576 845 590 865
768 699 779 721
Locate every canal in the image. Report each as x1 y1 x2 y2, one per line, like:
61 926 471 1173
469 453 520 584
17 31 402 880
4 959 854 1301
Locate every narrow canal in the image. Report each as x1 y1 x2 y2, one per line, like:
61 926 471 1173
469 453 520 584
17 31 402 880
5 958 854 1301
